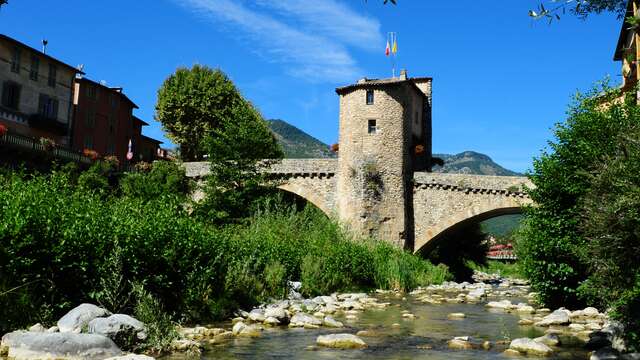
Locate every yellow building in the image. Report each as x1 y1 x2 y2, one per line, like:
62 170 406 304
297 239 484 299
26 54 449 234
0 34 83 146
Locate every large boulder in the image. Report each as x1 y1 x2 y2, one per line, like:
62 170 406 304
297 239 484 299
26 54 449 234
1 331 122 360
264 307 288 324
88 314 146 348
58 304 111 333
535 309 571 327
510 338 553 356
316 334 367 349
289 313 322 328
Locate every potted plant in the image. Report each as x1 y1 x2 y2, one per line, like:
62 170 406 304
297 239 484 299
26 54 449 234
0 124 7 137
40 137 56 151
415 144 425 155
330 143 339 153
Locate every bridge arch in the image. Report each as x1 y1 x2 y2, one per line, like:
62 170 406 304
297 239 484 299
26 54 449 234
276 183 333 217
413 196 528 254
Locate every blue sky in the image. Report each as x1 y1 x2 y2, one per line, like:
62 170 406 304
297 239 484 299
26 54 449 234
0 1 622 172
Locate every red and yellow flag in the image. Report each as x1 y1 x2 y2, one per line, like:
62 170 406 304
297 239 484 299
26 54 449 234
385 40 390 56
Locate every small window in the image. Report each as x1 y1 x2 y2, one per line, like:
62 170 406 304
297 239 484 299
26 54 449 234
30 56 39 81
368 119 377 134
366 89 374 105
2 81 21 110
10 47 20 73
38 94 59 120
48 64 57 87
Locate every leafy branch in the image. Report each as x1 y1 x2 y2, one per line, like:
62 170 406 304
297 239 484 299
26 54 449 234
529 0 626 23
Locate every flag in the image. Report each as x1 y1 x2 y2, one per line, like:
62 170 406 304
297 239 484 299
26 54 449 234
392 36 398 54
126 139 133 160
385 40 390 56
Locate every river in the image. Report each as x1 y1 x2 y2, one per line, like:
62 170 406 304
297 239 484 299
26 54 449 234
164 282 591 359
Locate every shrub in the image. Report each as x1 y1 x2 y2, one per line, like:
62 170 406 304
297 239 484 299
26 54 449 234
132 284 178 354
119 161 191 201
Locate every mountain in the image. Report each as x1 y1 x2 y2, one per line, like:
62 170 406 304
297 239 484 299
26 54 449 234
267 119 336 159
432 151 522 176
267 120 521 176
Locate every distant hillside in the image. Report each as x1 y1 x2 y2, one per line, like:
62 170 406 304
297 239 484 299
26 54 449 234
481 214 523 240
432 151 522 176
267 119 336 159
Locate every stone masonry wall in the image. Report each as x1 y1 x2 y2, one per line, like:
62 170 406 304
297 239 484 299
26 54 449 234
412 172 533 253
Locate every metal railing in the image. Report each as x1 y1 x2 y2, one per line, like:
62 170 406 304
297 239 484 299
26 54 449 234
0 132 92 164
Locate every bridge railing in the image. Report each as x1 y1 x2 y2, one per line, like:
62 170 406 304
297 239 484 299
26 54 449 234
184 158 337 178
414 172 533 196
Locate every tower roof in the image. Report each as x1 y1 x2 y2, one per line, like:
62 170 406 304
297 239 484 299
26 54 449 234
335 75 432 97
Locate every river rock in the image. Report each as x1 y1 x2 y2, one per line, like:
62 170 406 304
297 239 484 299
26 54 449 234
28 324 45 333
232 322 247 335
535 309 571 326
447 313 466 320
209 331 233 344
1 331 122 360
486 300 512 309
316 334 367 349
57 304 111 333
104 356 154 360
289 313 322 328
238 324 263 337
263 317 281 326
248 309 266 323
323 316 344 328
590 347 620 360
584 307 600 317
534 333 561 346
88 314 146 347
510 337 553 356
518 319 534 326
448 336 473 350
264 307 288 323
169 339 201 352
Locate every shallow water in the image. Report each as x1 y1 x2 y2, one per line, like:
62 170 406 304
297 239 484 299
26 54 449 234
165 290 590 360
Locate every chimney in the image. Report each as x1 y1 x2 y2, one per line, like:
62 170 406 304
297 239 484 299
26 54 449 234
399 69 408 80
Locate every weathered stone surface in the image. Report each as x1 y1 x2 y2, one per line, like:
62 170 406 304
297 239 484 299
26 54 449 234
264 307 288 323
209 331 233 344
1 331 122 360
486 300 512 309
289 313 322 328
88 314 146 345
28 324 45 333
535 309 571 326
57 304 111 333
448 337 473 350
248 309 266 323
534 334 560 347
323 316 344 328
316 334 367 349
510 338 553 356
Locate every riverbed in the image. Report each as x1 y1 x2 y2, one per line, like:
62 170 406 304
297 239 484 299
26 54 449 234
164 283 591 359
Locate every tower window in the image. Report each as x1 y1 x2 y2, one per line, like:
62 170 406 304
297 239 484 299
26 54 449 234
368 119 377 134
366 90 374 105
2 81 21 110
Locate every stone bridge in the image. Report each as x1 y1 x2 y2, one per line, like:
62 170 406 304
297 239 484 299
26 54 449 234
184 159 532 254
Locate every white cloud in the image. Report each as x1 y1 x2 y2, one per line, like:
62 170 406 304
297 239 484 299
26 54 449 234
174 0 382 83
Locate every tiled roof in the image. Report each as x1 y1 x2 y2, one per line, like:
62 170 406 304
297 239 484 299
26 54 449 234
0 34 85 74
335 76 432 96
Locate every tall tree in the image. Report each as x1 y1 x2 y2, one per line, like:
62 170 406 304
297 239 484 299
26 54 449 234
155 65 244 161
194 101 283 224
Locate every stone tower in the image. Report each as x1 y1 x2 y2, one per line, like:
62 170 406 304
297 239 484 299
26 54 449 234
335 70 433 249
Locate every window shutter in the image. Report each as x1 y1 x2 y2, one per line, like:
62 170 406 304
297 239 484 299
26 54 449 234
52 99 59 120
38 94 46 116
1 82 9 107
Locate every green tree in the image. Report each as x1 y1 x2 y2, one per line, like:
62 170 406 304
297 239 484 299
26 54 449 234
155 65 245 161
580 118 640 349
194 102 283 223
518 84 639 308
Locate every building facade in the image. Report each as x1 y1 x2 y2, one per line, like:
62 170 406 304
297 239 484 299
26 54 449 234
335 70 432 247
0 34 82 146
615 0 640 91
72 78 138 164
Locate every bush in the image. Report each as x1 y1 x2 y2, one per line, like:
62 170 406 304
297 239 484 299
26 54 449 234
119 161 191 201
132 284 178 354
518 84 639 308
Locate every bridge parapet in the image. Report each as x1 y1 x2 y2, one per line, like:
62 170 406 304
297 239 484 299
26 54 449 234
413 172 532 198
184 159 337 179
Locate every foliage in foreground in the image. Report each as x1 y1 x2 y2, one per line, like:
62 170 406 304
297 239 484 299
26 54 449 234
0 171 450 336
468 260 525 280
518 84 640 349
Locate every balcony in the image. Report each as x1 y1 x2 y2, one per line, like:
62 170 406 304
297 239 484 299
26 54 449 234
0 131 92 164
28 114 69 136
